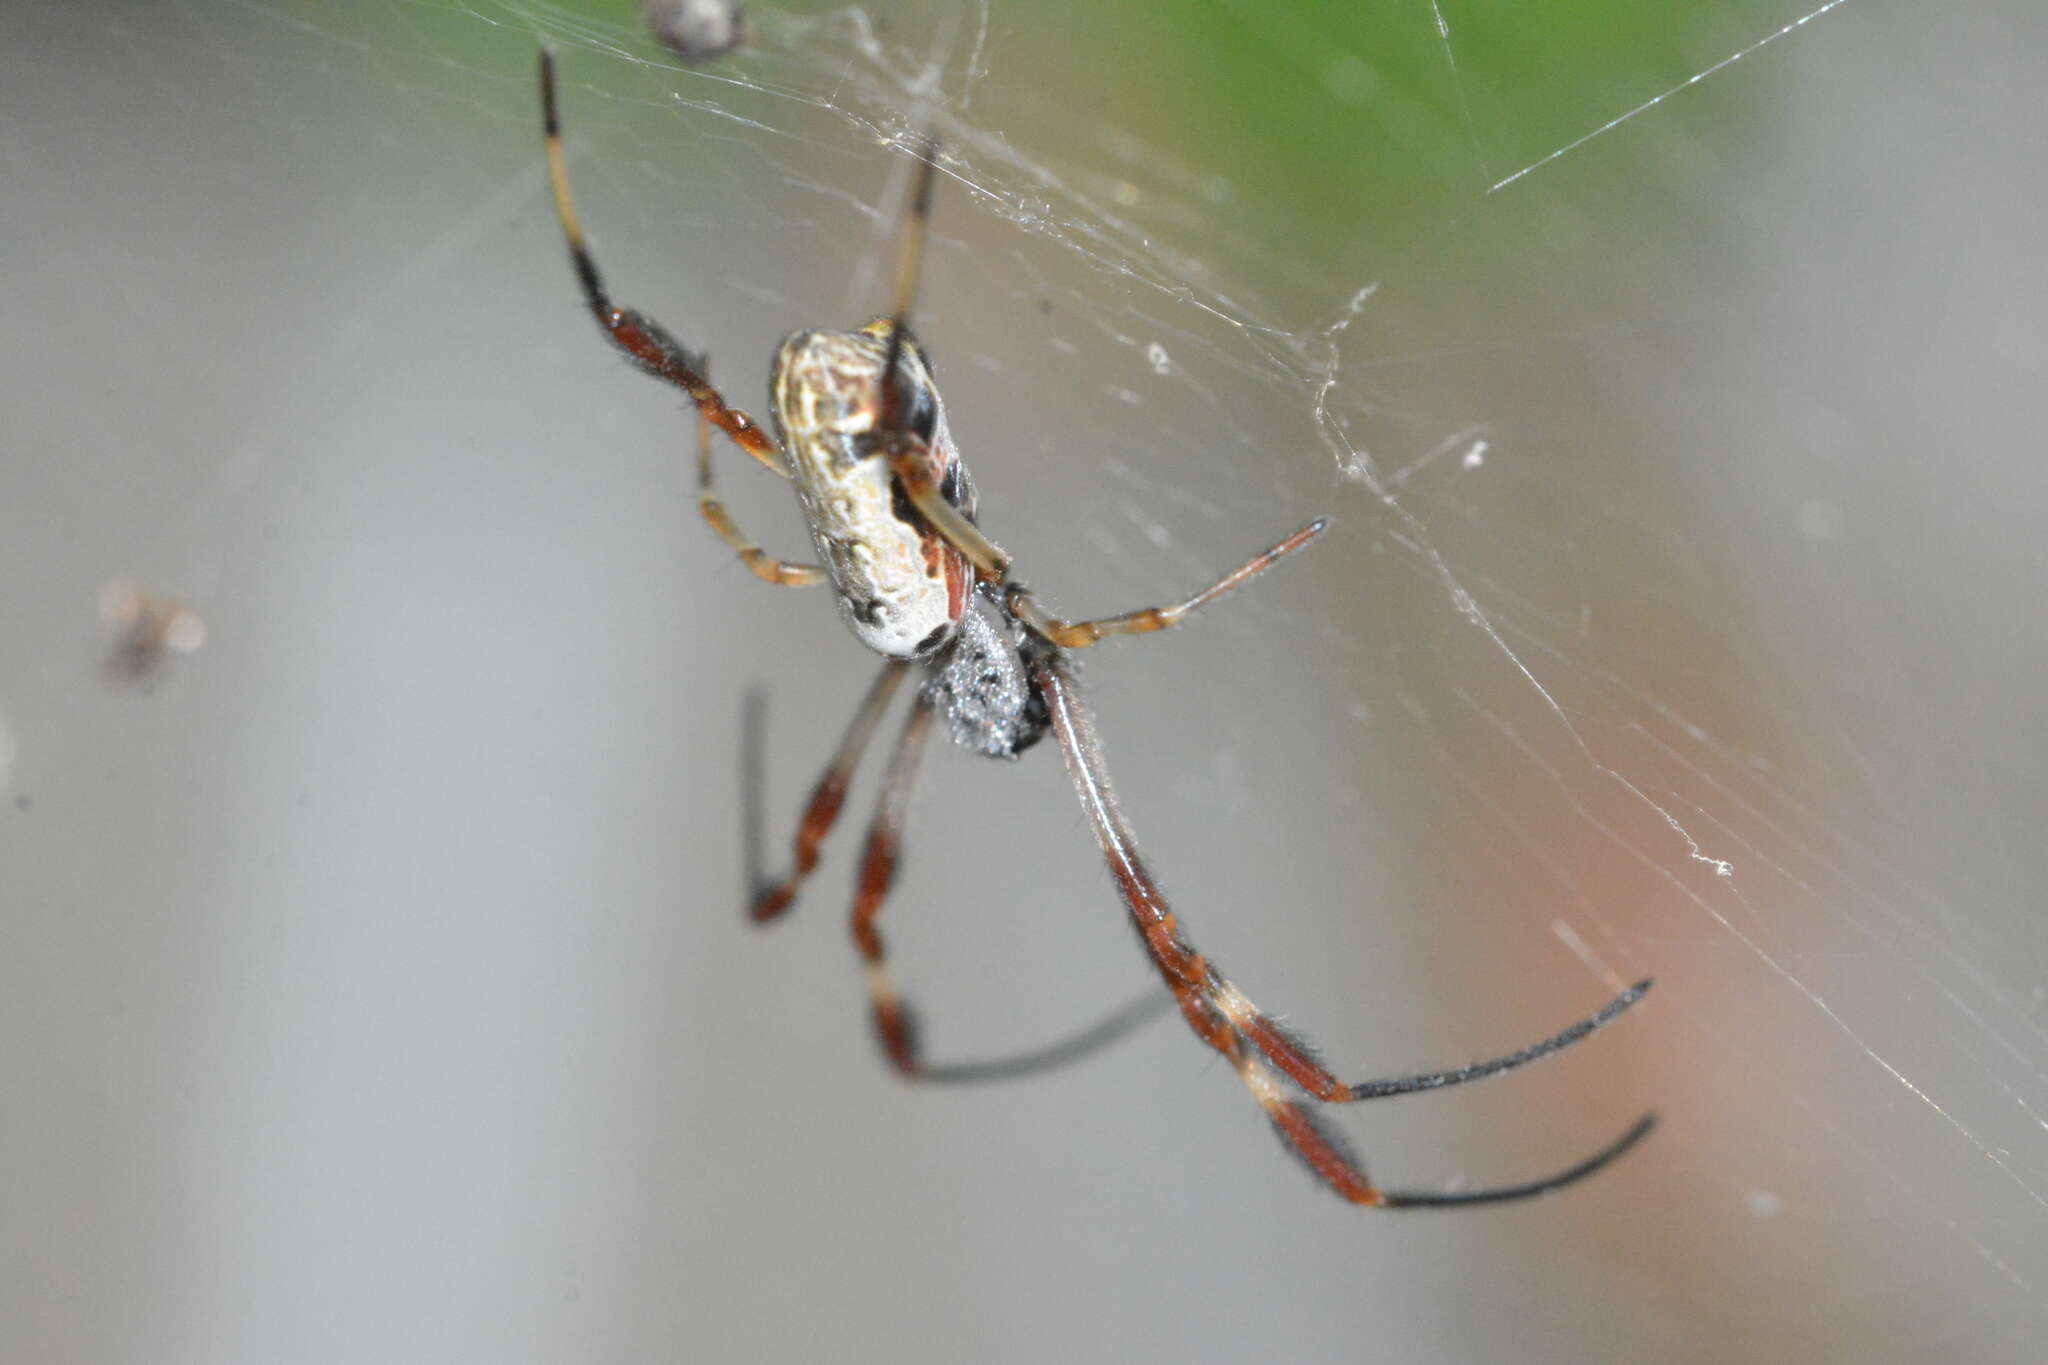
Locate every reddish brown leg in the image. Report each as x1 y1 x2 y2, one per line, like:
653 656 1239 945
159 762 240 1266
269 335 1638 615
754 660 910 922
848 693 936 1074
844 690 1169 1082
541 50 786 475
1033 652 1654 1206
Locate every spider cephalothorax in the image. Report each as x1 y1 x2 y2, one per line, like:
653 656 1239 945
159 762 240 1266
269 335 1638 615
541 50 1654 1208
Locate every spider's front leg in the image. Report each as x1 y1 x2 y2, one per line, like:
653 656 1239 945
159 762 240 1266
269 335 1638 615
541 52 785 474
835 123 1009 583
1031 652 1655 1206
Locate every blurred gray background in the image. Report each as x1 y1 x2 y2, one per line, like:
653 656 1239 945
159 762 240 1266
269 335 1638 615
3 1 2045 1361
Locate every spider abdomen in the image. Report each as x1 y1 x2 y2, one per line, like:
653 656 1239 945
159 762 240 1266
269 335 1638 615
771 325 972 658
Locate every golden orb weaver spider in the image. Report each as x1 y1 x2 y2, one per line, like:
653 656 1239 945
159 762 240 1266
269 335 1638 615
539 51 1654 1207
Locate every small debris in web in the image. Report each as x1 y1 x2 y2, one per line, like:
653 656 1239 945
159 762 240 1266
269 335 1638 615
643 0 745 64
99 579 205 684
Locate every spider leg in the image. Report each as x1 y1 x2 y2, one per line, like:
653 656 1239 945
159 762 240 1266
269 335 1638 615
848 692 935 1073
693 401 825 586
917 987 1171 1085
753 660 911 922
1229 1038 1657 1208
885 433 1010 580
1377 1114 1657 1208
1008 519 1327 649
1311 979 1652 1100
846 688 1166 1081
1028 641 1646 1101
1033 651 1654 1206
540 49 786 477
862 132 1011 579
1199 961 1651 1106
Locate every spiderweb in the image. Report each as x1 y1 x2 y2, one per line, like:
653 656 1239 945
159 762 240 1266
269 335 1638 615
2 1 2043 1361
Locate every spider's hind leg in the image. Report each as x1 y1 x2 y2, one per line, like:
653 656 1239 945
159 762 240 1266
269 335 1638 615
843 684 1167 1082
1031 650 1656 1207
753 660 911 922
847 691 937 1072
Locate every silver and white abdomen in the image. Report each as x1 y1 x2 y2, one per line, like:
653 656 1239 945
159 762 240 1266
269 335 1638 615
770 323 973 659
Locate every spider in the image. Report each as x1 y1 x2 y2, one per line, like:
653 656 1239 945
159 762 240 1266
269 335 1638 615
539 52 1655 1208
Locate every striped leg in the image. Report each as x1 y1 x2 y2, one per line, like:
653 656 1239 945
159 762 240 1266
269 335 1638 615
753 661 910 922
848 693 936 1073
844 690 1171 1081
1033 652 1654 1206
541 50 787 475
